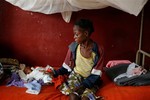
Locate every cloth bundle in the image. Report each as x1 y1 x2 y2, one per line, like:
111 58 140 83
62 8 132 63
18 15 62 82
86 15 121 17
105 62 150 86
114 63 147 82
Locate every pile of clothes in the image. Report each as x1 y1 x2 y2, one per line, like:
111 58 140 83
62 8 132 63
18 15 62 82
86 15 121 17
7 64 53 95
0 58 66 95
105 60 150 86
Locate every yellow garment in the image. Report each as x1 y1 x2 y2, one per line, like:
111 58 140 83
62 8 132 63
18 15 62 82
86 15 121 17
74 45 96 78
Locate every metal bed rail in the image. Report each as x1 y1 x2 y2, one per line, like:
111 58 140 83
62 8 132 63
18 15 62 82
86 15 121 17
136 50 150 66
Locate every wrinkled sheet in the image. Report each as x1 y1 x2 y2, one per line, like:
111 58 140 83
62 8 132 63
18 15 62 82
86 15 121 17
5 0 148 23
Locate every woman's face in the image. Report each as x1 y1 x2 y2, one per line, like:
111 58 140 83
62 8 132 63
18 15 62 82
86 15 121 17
73 25 88 44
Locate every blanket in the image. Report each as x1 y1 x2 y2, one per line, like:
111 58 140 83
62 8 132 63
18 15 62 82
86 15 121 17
105 63 150 86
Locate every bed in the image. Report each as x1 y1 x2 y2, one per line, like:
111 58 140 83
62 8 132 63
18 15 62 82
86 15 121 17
0 70 150 100
0 1 150 100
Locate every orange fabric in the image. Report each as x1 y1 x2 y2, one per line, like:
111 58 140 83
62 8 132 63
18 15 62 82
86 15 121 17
52 75 66 89
97 73 150 100
0 72 150 100
0 85 68 100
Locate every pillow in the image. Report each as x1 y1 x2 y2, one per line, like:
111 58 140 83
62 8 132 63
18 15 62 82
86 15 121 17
104 63 130 81
106 60 131 68
0 58 20 75
0 58 19 66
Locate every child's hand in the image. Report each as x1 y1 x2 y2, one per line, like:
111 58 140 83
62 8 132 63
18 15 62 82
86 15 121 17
39 70 54 78
47 72 54 78
39 70 47 73
45 71 54 78
73 85 86 95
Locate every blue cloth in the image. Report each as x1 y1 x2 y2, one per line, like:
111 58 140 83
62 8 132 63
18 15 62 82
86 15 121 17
24 80 41 95
7 72 24 87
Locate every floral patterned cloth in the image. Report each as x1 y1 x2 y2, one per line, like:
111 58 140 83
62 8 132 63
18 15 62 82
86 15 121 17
59 71 100 99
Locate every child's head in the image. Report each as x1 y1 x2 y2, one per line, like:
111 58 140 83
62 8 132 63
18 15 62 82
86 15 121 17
23 66 32 74
73 19 94 44
20 64 32 74
74 19 94 36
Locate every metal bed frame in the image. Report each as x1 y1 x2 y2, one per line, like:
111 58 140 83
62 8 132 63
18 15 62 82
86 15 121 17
136 9 150 66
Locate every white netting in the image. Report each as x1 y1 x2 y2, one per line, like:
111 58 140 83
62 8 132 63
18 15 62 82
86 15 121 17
5 0 148 23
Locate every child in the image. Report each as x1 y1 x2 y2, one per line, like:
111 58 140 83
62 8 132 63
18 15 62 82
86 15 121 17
50 19 104 100
20 64 53 84
7 64 53 95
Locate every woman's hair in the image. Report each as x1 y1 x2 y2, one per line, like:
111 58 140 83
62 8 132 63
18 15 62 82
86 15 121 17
74 19 94 36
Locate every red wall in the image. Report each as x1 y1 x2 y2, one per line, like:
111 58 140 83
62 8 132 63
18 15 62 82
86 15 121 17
0 0 150 67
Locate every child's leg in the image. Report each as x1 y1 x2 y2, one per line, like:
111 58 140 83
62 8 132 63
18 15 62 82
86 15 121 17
59 71 84 95
69 93 80 100
81 87 103 100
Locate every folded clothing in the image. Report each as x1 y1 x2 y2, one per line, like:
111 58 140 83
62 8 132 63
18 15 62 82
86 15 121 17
106 60 131 68
105 63 150 86
114 63 147 82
